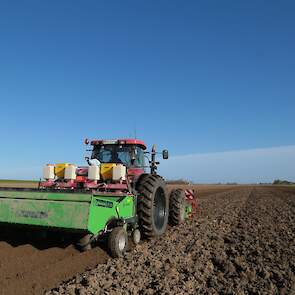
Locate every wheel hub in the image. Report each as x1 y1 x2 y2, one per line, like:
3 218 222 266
118 234 126 251
153 187 166 230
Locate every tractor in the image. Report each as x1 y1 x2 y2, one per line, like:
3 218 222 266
0 139 196 257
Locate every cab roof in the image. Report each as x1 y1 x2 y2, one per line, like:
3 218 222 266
90 138 147 150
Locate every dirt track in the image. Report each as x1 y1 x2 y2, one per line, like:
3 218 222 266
0 186 294 294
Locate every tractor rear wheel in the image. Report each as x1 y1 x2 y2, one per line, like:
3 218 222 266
169 189 186 226
136 174 169 238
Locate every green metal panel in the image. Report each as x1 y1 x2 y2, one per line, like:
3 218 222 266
0 190 91 202
0 190 135 234
0 198 90 230
185 202 192 218
116 195 134 218
87 195 135 234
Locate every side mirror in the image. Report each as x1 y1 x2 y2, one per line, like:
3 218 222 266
84 138 90 145
162 149 169 160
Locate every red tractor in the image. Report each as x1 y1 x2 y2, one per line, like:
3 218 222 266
39 138 196 256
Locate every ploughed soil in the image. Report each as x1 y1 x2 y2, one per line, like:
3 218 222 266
49 187 295 295
0 231 108 295
0 186 294 294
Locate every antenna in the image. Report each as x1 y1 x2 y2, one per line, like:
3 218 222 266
134 121 137 139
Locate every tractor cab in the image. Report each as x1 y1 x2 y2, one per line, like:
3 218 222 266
90 139 146 169
87 139 147 184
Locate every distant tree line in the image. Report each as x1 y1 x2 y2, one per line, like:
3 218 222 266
166 179 191 185
166 179 295 185
273 179 295 185
166 180 240 185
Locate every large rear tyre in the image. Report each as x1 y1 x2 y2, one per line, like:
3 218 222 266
108 227 128 258
136 174 169 238
169 189 186 226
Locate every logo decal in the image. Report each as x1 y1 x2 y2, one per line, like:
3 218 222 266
95 199 113 208
18 210 48 219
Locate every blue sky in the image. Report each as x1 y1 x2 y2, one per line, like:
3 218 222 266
0 1 294 182
161 145 295 184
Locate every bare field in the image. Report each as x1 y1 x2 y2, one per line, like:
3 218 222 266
167 184 248 198
0 185 294 294
52 186 295 295
0 180 39 189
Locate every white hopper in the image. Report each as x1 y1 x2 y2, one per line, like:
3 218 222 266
43 164 55 180
112 164 126 181
64 164 77 180
88 165 100 181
